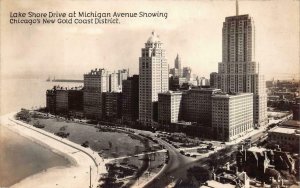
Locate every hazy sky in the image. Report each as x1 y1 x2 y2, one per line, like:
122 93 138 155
1 0 299 80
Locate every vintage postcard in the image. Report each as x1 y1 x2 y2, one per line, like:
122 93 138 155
0 0 299 188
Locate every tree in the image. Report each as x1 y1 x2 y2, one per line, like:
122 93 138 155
134 146 140 154
187 166 211 184
16 109 31 122
108 141 112 149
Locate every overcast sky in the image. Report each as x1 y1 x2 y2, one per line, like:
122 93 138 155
1 0 299 80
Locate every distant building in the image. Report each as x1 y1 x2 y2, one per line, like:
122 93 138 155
83 68 108 119
139 32 169 126
292 97 300 120
268 95 280 101
174 54 182 77
292 104 300 120
109 71 119 92
103 92 122 119
212 93 253 141
169 54 182 77
117 69 129 91
122 75 139 122
182 88 221 125
210 72 218 87
169 76 187 91
158 91 183 124
182 66 192 81
196 77 209 86
268 120 300 152
46 88 56 113
46 86 83 115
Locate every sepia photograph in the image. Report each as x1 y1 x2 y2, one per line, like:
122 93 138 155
0 0 299 187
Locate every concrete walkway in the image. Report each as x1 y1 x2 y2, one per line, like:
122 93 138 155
1 113 107 188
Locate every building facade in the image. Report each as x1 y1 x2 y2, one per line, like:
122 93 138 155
46 86 83 115
103 92 122 119
83 68 108 119
210 72 218 87
182 67 192 81
122 75 139 122
46 88 56 113
212 14 267 127
158 91 183 124
109 71 119 92
196 77 209 86
68 88 84 112
292 98 300 121
117 69 129 91
55 88 69 114
268 120 300 152
169 76 187 91
212 93 253 141
139 32 169 126
182 88 221 125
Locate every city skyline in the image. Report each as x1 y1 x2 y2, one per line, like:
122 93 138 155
1 1 299 187
1 0 299 80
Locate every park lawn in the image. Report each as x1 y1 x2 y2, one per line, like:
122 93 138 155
30 118 147 158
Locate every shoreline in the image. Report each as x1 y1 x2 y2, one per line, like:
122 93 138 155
1 112 107 188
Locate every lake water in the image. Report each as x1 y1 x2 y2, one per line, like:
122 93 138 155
0 78 82 115
0 78 81 187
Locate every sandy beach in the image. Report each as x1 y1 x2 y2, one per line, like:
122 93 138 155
1 113 107 188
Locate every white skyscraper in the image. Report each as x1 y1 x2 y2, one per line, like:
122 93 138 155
139 31 169 126
212 3 267 127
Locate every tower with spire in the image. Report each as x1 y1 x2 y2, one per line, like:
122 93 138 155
174 54 182 77
211 0 267 127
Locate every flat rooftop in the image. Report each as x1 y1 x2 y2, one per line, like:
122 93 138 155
269 126 300 135
248 146 267 153
159 90 183 95
212 92 253 99
201 180 235 188
281 120 300 128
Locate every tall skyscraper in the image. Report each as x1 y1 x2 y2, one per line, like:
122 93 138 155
122 75 139 122
83 68 108 119
139 31 169 126
212 2 267 127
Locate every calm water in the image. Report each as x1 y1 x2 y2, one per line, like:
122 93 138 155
0 126 70 187
0 78 82 115
0 78 81 187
